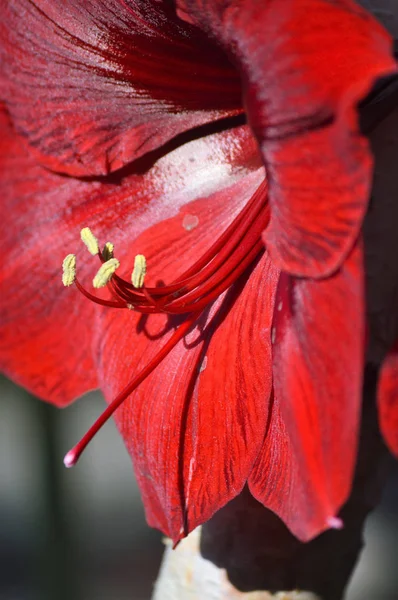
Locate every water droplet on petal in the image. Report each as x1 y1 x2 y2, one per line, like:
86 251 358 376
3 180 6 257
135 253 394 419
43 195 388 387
183 214 199 231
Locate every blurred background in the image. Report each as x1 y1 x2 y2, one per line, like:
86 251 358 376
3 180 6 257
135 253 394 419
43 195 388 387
1 375 397 600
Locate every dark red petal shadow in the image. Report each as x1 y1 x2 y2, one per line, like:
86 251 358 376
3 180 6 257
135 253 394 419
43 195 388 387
93 193 278 542
176 0 396 277
0 0 241 176
364 105 398 365
378 342 398 457
0 106 261 405
249 241 364 541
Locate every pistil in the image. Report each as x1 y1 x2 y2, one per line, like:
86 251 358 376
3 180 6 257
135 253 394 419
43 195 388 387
62 180 268 466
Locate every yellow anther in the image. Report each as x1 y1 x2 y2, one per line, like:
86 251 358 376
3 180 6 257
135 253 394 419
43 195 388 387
81 227 99 256
131 254 147 288
102 242 114 261
62 254 76 287
92 258 120 288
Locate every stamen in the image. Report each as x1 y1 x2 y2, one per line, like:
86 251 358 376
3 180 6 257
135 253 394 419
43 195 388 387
93 258 120 288
131 254 147 289
81 227 99 256
62 179 269 467
102 242 114 261
62 254 76 287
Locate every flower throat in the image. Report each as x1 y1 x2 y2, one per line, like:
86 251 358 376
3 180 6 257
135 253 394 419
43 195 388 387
62 180 269 467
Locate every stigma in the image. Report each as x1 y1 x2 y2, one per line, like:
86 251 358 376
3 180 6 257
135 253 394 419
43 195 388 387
62 180 269 467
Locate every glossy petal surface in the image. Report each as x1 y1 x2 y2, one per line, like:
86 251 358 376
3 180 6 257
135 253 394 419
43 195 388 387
95 203 278 541
378 342 398 457
249 242 364 541
0 0 241 176
0 109 97 403
2 0 389 547
177 0 396 276
0 106 261 405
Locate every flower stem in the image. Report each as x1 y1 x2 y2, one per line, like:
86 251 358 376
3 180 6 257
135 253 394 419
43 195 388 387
153 527 321 600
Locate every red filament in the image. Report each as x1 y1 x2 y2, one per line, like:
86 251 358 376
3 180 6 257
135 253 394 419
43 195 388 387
64 180 269 466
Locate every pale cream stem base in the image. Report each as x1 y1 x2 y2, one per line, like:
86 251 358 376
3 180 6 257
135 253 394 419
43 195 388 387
152 527 321 600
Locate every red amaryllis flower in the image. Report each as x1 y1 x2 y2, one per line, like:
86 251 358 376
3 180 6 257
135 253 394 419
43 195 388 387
0 0 397 545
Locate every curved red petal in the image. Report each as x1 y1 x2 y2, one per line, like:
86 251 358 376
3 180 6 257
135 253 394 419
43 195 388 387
0 108 261 405
378 342 398 457
249 241 365 541
94 198 278 541
176 0 396 277
0 109 98 404
0 0 241 176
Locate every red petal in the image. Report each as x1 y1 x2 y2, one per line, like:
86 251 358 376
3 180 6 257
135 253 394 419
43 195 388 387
0 109 97 404
378 342 398 457
94 197 278 541
176 0 396 276
0 105 261 404
249 241 365 541
0 0 241 176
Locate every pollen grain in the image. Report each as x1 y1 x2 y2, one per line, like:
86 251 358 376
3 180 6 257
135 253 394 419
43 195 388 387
62 254 77 287
93 258 120 288
81 227 99 256
102 242 114 261
131 254 147 288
